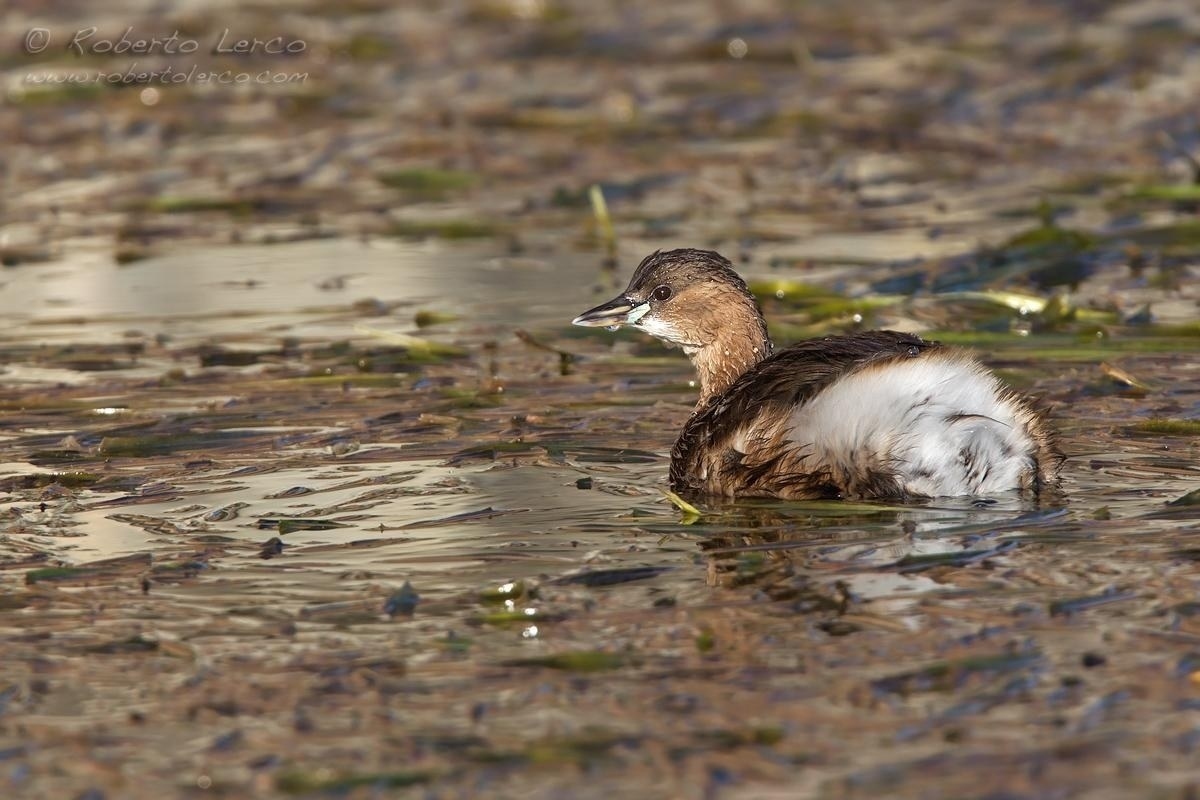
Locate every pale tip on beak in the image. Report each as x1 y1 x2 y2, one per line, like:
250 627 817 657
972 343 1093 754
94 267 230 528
571 296 649 329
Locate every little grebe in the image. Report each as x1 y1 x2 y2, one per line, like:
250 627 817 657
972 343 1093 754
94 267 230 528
573 249 1062 501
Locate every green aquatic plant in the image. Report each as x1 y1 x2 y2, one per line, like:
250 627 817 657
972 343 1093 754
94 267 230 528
139 196 257 216
413 309 459 328
1168 488 1200 507
387 219 500 239
276 769 437 794
377 167 477 196
1130 419 1200 436
504 651 629 672
589 184 617 261
662 488 702 524
1125 184 1200 203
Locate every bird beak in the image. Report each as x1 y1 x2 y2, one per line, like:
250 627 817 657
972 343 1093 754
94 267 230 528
571 295 650 329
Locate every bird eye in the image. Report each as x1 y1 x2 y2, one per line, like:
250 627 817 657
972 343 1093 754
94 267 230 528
652 285 672 302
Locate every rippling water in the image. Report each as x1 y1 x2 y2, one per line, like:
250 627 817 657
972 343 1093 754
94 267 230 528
5 0 1200 793
0 237 1196 798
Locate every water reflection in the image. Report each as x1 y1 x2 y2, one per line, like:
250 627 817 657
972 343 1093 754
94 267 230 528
0 241 1196 800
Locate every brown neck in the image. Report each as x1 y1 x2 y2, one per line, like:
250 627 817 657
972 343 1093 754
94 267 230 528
687 316 771 408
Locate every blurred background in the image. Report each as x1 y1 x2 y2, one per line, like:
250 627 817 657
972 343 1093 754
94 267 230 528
5 0 1200 310
2 3 1200 799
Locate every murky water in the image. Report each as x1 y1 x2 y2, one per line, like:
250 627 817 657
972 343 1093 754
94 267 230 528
1 237 1196 799
4 0 1200 797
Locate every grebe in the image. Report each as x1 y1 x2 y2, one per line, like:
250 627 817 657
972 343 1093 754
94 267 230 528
572 249 1061 501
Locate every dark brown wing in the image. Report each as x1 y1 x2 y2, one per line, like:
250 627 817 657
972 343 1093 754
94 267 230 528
669 331 939 498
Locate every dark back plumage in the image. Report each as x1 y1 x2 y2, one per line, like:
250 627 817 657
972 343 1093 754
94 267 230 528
670 331 941 498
